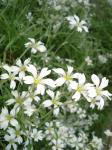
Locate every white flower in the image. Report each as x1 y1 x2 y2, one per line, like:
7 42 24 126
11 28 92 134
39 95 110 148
24 88 40 104
23 65 55 95
69 73 93 101
7 125 23 144
52 139 65 150
78 0 90 6
0 107 18 129
45 122 55 136
98 55 108 64
43 90 62 116
85 56 93 66
31 129 44 142
53 66 76 86
66 15 88 32
88 74 112 109
24 103 36 117
90 135 103 150
87 97 104 109
13 58 31 80
4 134 17 150
26 12 33 22
6 91 27 109
104 129 112 137
1 64 19 89
24 38 47 53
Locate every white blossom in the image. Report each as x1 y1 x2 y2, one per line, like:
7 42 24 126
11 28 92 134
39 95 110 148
53 66 77 86
26 12 33 22
90 135 103 150
66 15 88 32
23 65 55 95
6 90 27 108
7 125 23 144
0 107 18 129
104 129 112 137
31 129 44 142
4 134 17 150
43 90 62 116
24 104 36 117
24 38 47 54
45 122 55 137
98 55 108 64
24 88 40 104
85 56 93 66
14 58 31 80
1 64 19 89
52 139 65 150
69 73 93 101
87 74 112 109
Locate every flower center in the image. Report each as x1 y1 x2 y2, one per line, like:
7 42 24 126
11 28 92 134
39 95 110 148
34 78 40 85
20 66 26 71
52 99 58 106
31 43 39 49
96 87 101 96
77 22 82 28
76 85 84 92
6 114 13 121
15 130 20 136
9 74 15 80
9 139 14 144
16 97 23 105
64 74 72 81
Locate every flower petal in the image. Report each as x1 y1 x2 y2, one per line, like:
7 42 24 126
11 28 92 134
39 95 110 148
43 100 52 107
37 45 47 52
72 91 81 101
10 119 18 127
36 84 45 95
55 77 65 87
23 76 34 84
16 59 22 67
27 65 37 77
100 77 109 89
91 74 100 86
78 73 86 85
1 73 9 79
42 79 55 88
53 68 65 76
67 66 73 75
10 80 16 89
53 107 59 116
39 68 51 78
69 81 78 90
47 90 54 99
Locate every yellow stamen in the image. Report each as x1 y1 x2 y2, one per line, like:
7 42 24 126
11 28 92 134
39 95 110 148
52 99 58 106
15 130 20 136
34 78 40 85
64 74 72 81
6 115 13 121
16 97 23 105
20 66 26 71
76 85 84 92
96 87 101 96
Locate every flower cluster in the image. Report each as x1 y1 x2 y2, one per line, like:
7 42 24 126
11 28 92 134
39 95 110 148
0 57 111 149
0 0 111 149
